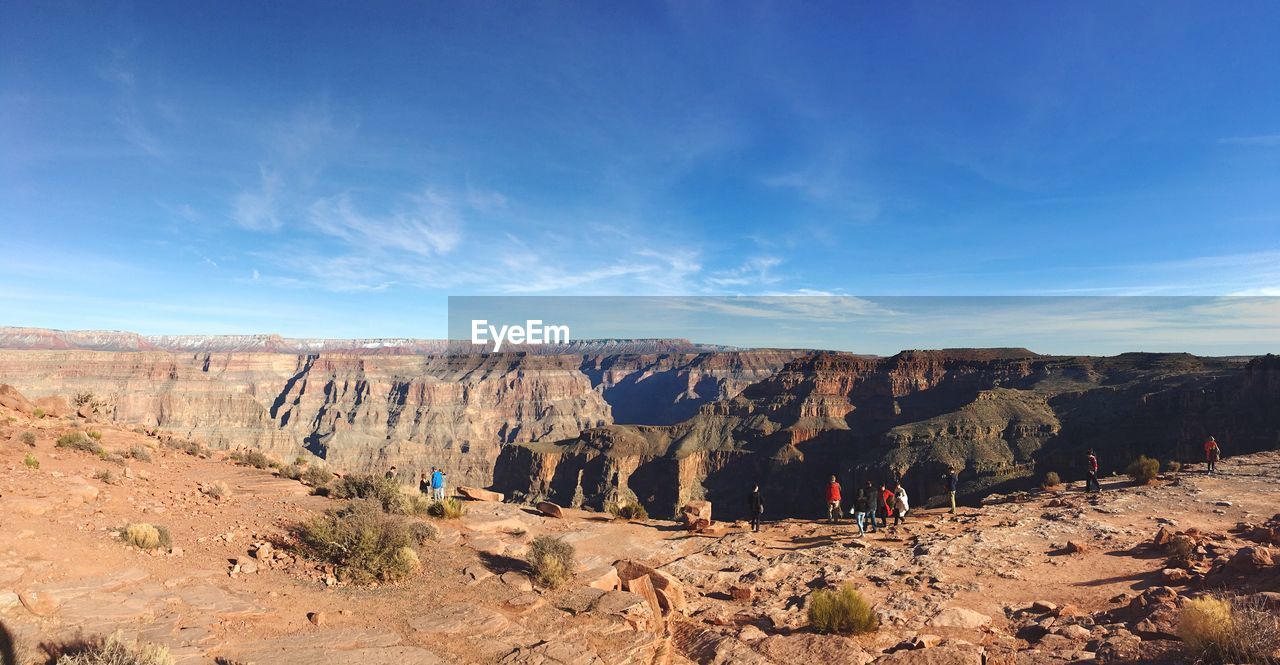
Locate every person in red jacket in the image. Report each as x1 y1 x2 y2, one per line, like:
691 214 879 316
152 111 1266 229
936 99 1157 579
826 476 842 523
1204 436 1221 475
880 484 895 527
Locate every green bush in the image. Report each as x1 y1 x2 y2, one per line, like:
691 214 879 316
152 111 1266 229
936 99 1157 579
292 501 421 584
87 429 103 440
1127 455 1160 485
301 464 333 487
20 431 36 446
56 431 104 454
808 584 879 635
33 407 45 419
426 497 466 519
330 473 406 512
1041 471 1061 489
121 523 171 550
608 502 649 520
52 630 175 665
23 453 39 469
527 535 575 589
129 445 152 462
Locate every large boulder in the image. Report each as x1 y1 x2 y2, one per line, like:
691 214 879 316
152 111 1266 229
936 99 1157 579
536 501 564 518
614 559 686 614
679 501 712 530
0 384 35 414
927 607 992 630
456 486 504 502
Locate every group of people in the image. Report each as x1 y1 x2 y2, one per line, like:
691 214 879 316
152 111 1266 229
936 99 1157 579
385 465 449 500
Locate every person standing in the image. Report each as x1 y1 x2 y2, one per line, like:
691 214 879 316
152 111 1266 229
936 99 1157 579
826 476 843 523
860 481 879 533
1085 450 1101 493
385 465 398 481
945 469 959 514
853 481 873 535
1204 436 1221 475
893 484 910 525
748 484 764 532
431 466 444 500
880 484 895 527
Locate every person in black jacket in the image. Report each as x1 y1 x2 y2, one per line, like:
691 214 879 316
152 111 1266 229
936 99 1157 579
855 481 877 534
748 484 764 532
945 469 959 514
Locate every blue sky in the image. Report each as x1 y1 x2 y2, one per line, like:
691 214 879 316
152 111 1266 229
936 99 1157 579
3 2 1280 349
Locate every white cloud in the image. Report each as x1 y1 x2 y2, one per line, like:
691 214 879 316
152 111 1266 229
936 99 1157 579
232 167 284 231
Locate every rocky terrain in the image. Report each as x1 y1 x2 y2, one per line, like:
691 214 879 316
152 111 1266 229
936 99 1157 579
495 351 1280 519
2 383 1277 664
0 329 798 489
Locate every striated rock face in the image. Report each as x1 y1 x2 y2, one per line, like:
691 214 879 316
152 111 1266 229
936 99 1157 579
0 341 796 488
495 351 1280 519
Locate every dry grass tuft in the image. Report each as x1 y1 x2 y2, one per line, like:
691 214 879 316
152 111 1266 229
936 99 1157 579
608 502 649 520
808 584 879 635
1041 471 1061 489
51 630 175 665
56 432 104 455
128 445 152 462
202 481 230 500
1127 455 1160 485
527 535 575 589
23 453 39 469
20 430 36 446
426 497 465 519
121 523 171 550
1179 594 1280 664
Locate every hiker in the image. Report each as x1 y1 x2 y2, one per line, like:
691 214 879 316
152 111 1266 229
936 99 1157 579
894 484 910 525
748 484 764 532
419 471 431 495
826 475 843 523
385 465 397 481
880 484 895 527
945 469 959 514
1204 436 1221 475
431 466 445 500
854 481 877 534
1085 450 1101 493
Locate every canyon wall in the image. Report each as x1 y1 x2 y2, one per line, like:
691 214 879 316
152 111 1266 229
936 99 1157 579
494 351 1280 519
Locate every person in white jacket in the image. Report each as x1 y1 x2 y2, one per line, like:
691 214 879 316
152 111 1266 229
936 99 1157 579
893 484 910 525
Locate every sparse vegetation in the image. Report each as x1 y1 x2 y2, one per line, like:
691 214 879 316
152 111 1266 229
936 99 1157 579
329 473 406 512
527 535 575 589
20 430 36 446
808 583 880 635
166 439 208 457
57 431 105 455
426 497 466 519
1041 471 1061 489
50 630 175 665
1127 455 1160 485
202 481 230 500
33 407 45 419
129 445 152 462
1165 459 1182 473
93 468 115 484
408 520 440 544
121 523 171 550
292 500 421 584
87 429 103 440
301 464 333 487
1179 594 1280 664
278 463 304 480
23 453 39 469
608 502 649 520
228 449 274 470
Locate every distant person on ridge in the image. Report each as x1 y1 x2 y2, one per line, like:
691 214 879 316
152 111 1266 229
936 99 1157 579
385 465 397 481
855 481 876 535
1085 450 1100 493
826 476 843 523
880 484 895 527
748 484 764 532
945 469 959 514
894 484 910 525
1204 436 1221 475
431 466 444 500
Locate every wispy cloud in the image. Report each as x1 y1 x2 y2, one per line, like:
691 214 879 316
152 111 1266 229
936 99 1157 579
706 256 782 287
307 190 462 256
232 167 284 231
100 47 165 157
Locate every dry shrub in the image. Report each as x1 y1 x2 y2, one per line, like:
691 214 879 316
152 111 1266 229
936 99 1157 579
292 500 421 584
23 453 39 469
278 463 304 481
1165 459 1182 473
808 584 879 635
128 446 152 462
228 450 273 470
93 468 115 484
426 497 465 519
301 464 332 487
51 630 175 665
121 523 171 550
56 432 104 455
1179 594 1280 664
202 481 230 500
527 535 575 589
408 520 439 544
1127 455 1160 485
33 407 45 419
1041 471 1061 489
330 473 406 512
608 502 649 520
87 430 102 440
166 439 208 457
20 430 36 446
